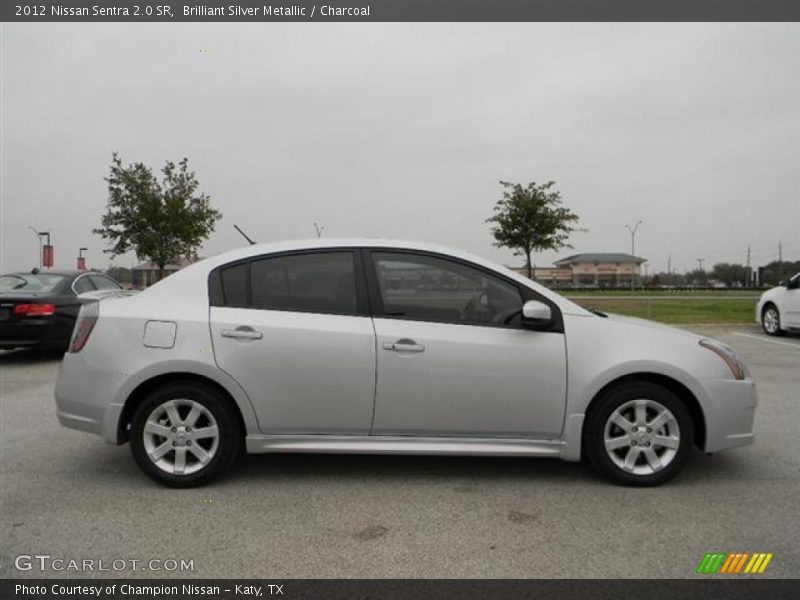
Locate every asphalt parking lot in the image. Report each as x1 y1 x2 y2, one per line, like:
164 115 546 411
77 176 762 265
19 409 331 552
1 325 798 579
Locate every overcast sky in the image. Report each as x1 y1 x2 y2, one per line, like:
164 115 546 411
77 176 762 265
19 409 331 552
1 23 798 275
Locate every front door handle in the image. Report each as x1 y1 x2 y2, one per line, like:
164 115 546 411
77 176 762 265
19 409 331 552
382 339 425 353
221 326 263 340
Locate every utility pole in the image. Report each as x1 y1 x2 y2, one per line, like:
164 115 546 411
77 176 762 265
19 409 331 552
778 242 783 281
746 245 752 287
624 221 643 291
667 255 672 275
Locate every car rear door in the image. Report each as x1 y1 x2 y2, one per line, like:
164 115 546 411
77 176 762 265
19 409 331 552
366 250 567 438
209 250 377 435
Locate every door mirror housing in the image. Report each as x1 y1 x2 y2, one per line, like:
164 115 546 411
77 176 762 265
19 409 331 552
521 300 552 324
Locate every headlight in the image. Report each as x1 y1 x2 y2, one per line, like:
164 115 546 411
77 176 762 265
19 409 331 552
699 339 746 380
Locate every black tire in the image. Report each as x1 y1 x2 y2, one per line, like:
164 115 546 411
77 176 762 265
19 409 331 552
129 382 242 487
761 303 784 337
584 381 694 487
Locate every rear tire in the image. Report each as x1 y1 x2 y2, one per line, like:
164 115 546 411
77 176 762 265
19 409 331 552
585 382 693 486
129 382 242 487
761 304 784 336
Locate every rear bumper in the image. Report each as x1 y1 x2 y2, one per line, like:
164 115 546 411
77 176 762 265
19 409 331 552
702 378 757 453
55 352 128 443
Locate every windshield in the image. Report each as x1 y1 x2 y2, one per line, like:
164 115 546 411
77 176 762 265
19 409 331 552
0 273 66 293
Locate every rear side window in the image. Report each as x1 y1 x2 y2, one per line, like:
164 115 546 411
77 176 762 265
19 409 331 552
251 252 357 315
88 275 122 290
73 276 95 294
219 263 247 307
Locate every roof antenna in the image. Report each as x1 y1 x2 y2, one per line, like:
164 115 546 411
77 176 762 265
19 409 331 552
233 224 256 246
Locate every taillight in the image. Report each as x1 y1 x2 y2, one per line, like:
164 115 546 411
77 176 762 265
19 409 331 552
69 302 99 353
14 303 56 316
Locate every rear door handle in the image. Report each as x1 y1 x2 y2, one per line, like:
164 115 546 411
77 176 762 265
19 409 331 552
221 326 263 340
382 339 425 353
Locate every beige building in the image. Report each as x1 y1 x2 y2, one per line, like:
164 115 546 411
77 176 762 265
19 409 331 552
554 253 646 288
131 258 196 288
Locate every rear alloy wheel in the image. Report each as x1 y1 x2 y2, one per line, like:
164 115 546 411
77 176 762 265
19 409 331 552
761 304 783 336
585 382 693 486
130 382 241 487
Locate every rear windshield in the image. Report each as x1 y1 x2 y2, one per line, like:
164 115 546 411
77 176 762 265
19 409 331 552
0 274 66 293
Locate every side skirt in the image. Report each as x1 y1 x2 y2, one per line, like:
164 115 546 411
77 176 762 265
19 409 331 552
245 434 567 458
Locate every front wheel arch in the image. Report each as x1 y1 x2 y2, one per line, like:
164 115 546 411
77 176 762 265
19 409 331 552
581 373 706 456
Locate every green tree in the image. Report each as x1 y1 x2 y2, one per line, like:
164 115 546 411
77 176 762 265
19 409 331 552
710 263 751 288
760 260 800 286
686 268 708 287
487 180 581 279
94 153 221 281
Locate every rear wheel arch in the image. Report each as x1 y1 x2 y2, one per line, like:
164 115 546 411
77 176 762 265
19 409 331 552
118 373 246 445
582 372 706 453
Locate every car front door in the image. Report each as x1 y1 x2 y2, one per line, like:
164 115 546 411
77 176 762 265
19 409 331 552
209 250 377 435
366 250 567 439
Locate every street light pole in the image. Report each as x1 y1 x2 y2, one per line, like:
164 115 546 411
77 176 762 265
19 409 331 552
624 221 643 291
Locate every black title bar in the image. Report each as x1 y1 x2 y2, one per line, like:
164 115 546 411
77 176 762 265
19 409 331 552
3 1 800 22
2 579 800 600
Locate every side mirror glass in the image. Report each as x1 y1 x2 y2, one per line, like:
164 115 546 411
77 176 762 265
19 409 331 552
522 300 552 323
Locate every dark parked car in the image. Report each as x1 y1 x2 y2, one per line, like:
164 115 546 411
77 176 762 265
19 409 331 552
0 269 123 351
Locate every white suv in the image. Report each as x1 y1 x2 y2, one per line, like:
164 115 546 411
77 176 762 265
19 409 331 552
55 239 757 487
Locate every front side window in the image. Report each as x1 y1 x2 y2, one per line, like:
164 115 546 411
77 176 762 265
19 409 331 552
371 252 523 326
251 252 358 315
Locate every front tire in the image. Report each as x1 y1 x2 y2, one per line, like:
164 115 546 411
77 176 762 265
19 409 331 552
585 382 693 486
761 304 784 336
129 382 242 487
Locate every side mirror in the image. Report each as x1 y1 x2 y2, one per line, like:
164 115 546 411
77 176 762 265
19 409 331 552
522 300 552 323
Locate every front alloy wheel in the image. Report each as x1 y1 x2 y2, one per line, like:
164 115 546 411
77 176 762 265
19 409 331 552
586 382 693 486
762 305 783 336
130 382 241 487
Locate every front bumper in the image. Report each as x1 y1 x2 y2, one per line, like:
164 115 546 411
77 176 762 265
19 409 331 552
701 378 757 453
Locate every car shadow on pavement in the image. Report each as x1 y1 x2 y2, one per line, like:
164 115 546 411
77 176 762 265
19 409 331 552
0 348 65 364
228 452 596 486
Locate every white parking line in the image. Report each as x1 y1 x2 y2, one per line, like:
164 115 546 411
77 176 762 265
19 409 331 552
733 332 800 349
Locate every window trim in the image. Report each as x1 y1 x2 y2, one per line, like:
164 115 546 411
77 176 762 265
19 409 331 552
71 273 97 295
362 248 563 333
208 248 370 318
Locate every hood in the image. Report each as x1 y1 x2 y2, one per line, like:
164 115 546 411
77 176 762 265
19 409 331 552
600 311 703 339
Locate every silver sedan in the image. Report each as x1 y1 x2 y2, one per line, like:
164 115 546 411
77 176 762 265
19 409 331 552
55 239 757 487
